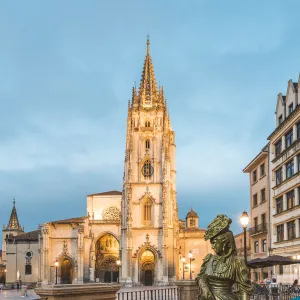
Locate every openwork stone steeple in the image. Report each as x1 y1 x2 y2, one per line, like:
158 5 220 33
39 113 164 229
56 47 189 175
6 200 22 230
132 37 165 108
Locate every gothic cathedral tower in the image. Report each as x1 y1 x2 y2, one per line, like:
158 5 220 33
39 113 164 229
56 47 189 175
121 38 179 286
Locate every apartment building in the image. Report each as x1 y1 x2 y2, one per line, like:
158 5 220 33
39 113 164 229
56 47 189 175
268 79 300 284
243 144 270 282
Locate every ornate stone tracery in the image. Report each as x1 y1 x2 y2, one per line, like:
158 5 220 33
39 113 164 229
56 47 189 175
102 206 121 221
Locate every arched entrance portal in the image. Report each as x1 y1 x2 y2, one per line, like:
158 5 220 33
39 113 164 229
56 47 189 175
95 233 119 283
60 258 73 284
140 250 155 286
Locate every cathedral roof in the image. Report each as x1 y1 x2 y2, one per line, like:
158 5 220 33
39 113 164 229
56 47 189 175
87 190 122 196
186 209 198 218
6 200 22 231
7 230 39 242
50 216 87 224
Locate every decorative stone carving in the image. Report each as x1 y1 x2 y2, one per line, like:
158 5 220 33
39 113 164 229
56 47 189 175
102 206 121 221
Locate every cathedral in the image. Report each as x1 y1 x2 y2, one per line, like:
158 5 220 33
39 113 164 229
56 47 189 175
2 39 211 286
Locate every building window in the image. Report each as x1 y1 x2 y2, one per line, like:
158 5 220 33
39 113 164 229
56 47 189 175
253 194 258 207
145 139 150 149
254 241 259 253
297 123 300 139
145 121 151 127
275 167 283 185
277 224 284 242
260 163 265 177
261 213 266 227
278 114 283 125
288 103 294 114
261 188 266 203
143 199 152 225
254 217 258 230
25 264 32 275
286 190 295 210
287 221 296 240
276 196 283 214
142 160 153 180
279 265 283 275
298 155 300 172
252 170 257 183
286 159 294 179
262 239 267 252
190 219 195 228
285 129 293 148
275 139 282 157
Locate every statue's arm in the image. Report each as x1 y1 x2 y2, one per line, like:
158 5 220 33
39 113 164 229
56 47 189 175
235 258 254 300
196 254 215 300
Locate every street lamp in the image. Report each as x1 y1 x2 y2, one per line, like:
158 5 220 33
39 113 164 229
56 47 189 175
116 259 121 283
188 251 195 280
54 260 59 285
240 211 249 263
181 257 186 280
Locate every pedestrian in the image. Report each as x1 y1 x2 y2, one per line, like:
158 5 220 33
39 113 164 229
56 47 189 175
24 285 28 297
17 282 19 290
11 283 14 290
0 283 3 292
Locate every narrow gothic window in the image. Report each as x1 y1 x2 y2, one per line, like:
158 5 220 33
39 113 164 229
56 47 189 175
142 160 153 179
145 139 150 149
25 252 32 275
143 199 152 225
145 121 150 127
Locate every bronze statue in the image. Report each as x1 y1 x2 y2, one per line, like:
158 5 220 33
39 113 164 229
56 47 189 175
196 215 253 300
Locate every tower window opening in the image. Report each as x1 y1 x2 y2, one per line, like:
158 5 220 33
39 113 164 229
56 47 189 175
145 139 150 149
145 121 151 127
142 160 153 179
143 199 152 225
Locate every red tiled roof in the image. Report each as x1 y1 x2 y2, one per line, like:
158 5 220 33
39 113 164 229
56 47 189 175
87 190 122 196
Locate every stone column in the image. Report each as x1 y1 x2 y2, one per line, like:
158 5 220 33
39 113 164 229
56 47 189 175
284 223 288 241
295 187 300 206
294 155 298 174
283 193 287 210
296 219 300 239
293 124 297 142
282 164 286 181
282 136 285 151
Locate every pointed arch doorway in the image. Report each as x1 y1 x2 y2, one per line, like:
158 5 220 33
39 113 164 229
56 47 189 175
140 250 155 286
60 258 73 284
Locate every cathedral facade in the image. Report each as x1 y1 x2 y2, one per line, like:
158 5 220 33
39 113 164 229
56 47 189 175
2 39 211 286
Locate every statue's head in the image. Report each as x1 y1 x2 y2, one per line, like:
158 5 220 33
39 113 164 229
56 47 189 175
205 214 237 256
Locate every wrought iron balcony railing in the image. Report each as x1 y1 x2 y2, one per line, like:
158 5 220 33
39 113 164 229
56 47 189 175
249 223 268 236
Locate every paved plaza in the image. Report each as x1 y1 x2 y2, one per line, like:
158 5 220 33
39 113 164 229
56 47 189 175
0 290 39 300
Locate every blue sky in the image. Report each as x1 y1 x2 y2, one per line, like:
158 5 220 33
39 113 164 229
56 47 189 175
0 0 300 235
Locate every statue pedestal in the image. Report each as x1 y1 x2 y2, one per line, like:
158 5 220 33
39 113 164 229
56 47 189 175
35 283 121 300
175 280 198 300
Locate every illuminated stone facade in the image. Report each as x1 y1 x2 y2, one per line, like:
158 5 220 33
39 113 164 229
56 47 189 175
2 39 211 286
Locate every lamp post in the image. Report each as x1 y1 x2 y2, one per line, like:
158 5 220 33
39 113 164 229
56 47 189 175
116 259 121 283
240 211 249 263
54 260 59 285
181 257 186 280
188 251 195 280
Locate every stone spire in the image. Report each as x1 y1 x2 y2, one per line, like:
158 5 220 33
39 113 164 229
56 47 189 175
138 36 159 107
7 199 21 230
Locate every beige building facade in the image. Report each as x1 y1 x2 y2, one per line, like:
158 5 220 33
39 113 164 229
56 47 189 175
243 145 270 282
268 78 300 284
2 39 212 286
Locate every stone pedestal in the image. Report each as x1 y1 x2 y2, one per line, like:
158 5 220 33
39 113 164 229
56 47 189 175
35 283 121 300
175 280 198 300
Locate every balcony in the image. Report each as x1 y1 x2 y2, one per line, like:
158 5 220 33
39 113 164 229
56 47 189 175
249 223 268 236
